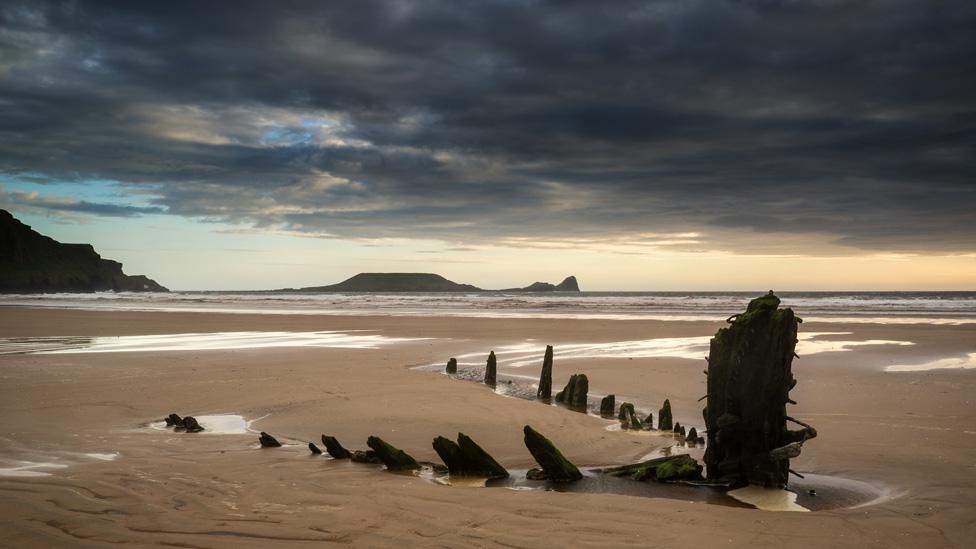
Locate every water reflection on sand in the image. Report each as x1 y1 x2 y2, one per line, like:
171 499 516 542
442 332 915 370
0 331 429 355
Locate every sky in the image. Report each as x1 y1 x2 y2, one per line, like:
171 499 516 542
1 0 974 291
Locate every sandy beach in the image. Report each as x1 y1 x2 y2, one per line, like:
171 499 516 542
0 306 974 547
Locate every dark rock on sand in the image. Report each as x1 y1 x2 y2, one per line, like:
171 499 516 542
182 416 203 433
432 433 509 479
366 436 421 470
537 345 553 399
554 373 588 408
485 351 497 386
321 435 353 459
600 394 616 417
602 454 703 482
259 432 281 448
522 425 582 483
446 357 458 374
309 442 323 455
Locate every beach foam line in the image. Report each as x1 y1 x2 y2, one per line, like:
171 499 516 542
0 331 429 355
885 352 976 372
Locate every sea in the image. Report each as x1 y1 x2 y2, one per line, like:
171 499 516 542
2 291 975 324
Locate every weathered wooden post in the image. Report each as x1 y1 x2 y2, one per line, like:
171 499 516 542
484 351 497 386
537 345 553 399
554 373 588 408
703 291 816 487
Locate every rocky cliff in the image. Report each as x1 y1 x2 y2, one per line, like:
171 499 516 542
0 209 168 293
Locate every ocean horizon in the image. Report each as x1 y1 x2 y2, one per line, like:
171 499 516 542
4 290 975 323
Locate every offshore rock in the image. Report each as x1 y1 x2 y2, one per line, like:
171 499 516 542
432 433 509 479
658 399 673 431
687 427 699 445
485 351 497 386
165 413 183 427
704 291 816 487
321 435 353 459
643 412 654 430
446 357 457 374
537 345 554 399
554 373 589 408
259 432 282 448
522 425 582 483
602 454 703 482
600 394 616 417
309 442 323 455
366 436 421 471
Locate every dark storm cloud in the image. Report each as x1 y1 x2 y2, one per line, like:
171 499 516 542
0 0 974 252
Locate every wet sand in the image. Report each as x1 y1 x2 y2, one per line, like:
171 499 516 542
0 307 974 547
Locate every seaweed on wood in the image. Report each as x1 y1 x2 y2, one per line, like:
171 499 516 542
703 291 817 487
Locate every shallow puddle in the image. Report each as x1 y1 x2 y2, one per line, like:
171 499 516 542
431 332 915 372
885 352 976 372
413 467 890 512
148 414 256 435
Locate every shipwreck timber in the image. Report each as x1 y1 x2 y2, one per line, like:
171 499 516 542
703 291 817 487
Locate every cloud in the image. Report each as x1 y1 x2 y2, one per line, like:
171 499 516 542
0 188 165 217
0 0 973 254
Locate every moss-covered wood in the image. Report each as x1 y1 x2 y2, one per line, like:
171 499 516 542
432 433 508 478
366 436 421 470
484 351 497 386
617 402 643 429
522 425 582 482
703 291 816 487
554 373 588 408
321 435 352 459
658 399 673 431
600 394 616 417
351 450 381 464
537 345 553 399
446 357 457 374
602 454 703 482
